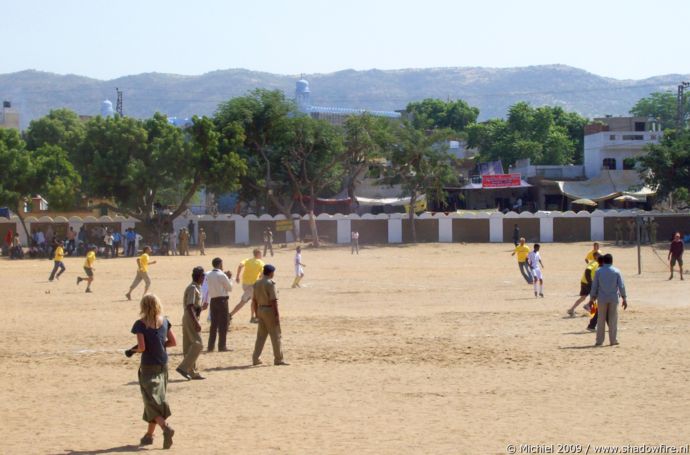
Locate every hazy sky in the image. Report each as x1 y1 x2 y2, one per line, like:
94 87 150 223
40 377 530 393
3 0 688 80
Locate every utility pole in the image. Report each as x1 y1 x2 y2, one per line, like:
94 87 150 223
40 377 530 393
677 81 689 129
115 88 123 117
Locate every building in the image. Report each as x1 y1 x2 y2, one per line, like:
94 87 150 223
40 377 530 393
295 79 401 126
583 116 661 178
0 101 20 130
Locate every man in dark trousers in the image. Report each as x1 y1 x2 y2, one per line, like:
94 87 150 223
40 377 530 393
589 254 628 346
205 257 233 352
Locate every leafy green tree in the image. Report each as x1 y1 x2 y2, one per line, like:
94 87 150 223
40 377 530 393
280 116 346 247
386 122 456 243
638 129 690 202
0 129 81 240
406 98 479 132
214 89 296 217
466 102 586 167
76 113 245 238
343 113 393 207
24 108 86 158
630 91 687 130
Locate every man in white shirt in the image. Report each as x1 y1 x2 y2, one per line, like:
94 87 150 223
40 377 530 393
206 257 233 352
527 244 544 298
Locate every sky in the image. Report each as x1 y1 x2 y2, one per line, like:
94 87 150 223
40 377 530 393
2 0 689 81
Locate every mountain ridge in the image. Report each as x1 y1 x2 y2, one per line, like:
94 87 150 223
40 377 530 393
1 65 687 129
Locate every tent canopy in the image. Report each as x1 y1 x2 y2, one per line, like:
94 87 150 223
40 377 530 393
556 170 655 202
356 194 426 207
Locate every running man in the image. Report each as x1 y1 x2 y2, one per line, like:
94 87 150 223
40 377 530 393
584 242 603 264
668 232 684 280
77 245 97 293
527 244 544 297
567 251 601 316
231 249 265 323
126 245 157 300
48 240 66 281
511 238 532 284
292 246 306 288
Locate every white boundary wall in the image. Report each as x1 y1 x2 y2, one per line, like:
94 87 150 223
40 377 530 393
2 210 688 246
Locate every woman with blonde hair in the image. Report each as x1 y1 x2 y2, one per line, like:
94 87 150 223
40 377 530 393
131 294 177 449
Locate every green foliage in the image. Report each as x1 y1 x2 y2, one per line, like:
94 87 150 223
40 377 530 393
466 102 587 167
24 108 86 159
343 113 394 200
638 129 690 200
214 89 294 214
406 98 479 132
630 91 686 130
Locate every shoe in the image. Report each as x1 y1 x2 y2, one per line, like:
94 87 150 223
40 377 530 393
190 373 206 380
49 278 54 282
85 289 92 293
175 367 191 380
587 327 596 332
76 277 82 285
139 433 154 446
610 341 620 346
163 425 174 449
250 317 258 324
125 293 131 301
539 293 544 298
274 361 290 366
534 292 538 297
253 359 263 366
218 347 229 352
567 309 575 317
669 275 673 280
594 343 603 347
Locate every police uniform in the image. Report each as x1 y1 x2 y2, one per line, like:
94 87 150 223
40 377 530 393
252 276 284 365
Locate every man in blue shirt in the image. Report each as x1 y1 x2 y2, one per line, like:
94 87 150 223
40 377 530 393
589 254 628 346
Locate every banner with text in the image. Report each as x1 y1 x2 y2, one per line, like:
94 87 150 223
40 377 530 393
481 173 522 188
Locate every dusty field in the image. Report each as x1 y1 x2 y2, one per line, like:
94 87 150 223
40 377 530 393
1 241 689 455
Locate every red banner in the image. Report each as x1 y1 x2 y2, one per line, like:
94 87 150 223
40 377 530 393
481 173 521 188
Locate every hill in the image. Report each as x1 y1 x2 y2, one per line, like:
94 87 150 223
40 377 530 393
1 65 687 128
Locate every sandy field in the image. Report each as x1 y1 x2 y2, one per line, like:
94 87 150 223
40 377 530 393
1 241 689 455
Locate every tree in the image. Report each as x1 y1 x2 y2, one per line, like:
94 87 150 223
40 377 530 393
75 113 245 238
280 116 346 247
638 129 690 203
214 89 297 218
24 108 86 158
386 122 456 243
466 102 586 167
630 91 687 130
406 98 479 132
0 129 81 241
342 113 393 208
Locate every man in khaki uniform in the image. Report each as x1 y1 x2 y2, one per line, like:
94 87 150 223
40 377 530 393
176 266 206 380
252 264 288 366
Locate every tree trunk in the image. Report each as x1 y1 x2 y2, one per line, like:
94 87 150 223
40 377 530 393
15 204 30 247
308 190 320 247
408 190 417 243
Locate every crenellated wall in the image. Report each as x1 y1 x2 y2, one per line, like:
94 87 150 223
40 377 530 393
2 211 689 247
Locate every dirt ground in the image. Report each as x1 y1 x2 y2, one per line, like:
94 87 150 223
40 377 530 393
1 241 689 455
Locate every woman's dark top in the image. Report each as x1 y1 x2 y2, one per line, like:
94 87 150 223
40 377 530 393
131 318 170 365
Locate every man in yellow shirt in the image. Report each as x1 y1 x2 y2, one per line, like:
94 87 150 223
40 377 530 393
231 249 265 323
567 252 601 316
511 237 532 284
77 245 97 293
126 245 157 300
49 240 66 281
584 242 603 264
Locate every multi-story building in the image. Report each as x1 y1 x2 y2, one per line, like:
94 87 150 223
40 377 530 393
583 116 661 178
0 101 20 130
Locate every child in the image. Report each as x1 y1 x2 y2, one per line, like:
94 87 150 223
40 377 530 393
131 294 177 449
527 243 544 297
77 245 97 293
126 246 157 300
292 246 306 288
48 240 66 281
